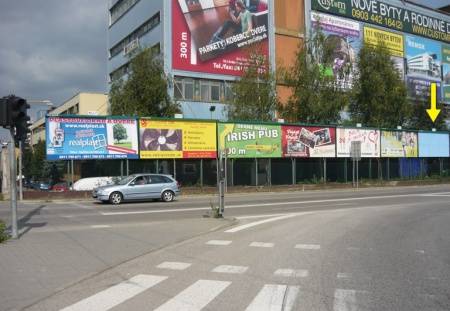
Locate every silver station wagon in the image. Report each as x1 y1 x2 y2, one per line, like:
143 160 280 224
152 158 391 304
92 174 180 204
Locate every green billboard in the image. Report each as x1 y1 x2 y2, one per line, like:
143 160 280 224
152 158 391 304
218 123 282 158
311 0 450 43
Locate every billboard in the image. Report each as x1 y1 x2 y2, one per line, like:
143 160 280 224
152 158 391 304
218 123 281 158
282 125 336 158
172 0 269 76
46 117 139 160
443 44 450 103
311 11 362 88
139 119 217 159
364 26 404 57
418 132 450 157
405 35 442 81
406 77 442 101
381 131 418 157
311 0 450 44
337 128 380 157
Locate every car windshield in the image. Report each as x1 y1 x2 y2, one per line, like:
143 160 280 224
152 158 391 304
117 175 136 185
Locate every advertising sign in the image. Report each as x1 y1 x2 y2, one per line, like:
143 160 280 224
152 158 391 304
281 126 336 158
311 11 362 88
139 119 216 159
311 0 450 43
405 35 442 81
381 131 418 157
172 0 269 76
418 132 450 157
337 128 380 157
443 44 450 102
46 117 139 160
406 77 442 101
218 123 281 158
364 26 404 57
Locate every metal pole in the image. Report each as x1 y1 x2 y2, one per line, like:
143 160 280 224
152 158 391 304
18 140 23 201
71 160 74 188
268 158 272 186
440 158 443 177
9 130 18 239
356 159 359 189
352 159 355 187
231 158 234 187
156 159 159 174
200 159 203 188
224 157 227 192
323 158 327 184
292 158 296 185
387 158 390 180
173 159 176 180
126 159 129 176
255 158 258 186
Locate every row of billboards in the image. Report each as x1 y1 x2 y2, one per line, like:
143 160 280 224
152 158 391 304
46 117 450 160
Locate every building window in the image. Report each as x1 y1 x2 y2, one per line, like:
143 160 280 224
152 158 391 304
109 12 160 58
174 77 194 100
110 0 140 25
110 63 130 82
174 77 234 102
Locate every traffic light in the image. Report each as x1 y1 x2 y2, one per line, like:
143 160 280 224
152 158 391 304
9 96 30 142
0 96 11 127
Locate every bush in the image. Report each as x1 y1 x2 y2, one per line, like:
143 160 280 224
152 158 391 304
0 220 9 243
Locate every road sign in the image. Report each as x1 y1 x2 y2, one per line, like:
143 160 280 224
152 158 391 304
350 141 361 161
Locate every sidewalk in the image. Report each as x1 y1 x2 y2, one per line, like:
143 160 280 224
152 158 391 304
0 207 233 311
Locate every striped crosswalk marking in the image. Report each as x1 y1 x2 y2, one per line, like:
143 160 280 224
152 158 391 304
154 279 230 311
206 240 232 246
212 265 248 274
157 262 192 270
245 284 300 311
250 242 274 248
295 244 321 250
274 269 308 278
334 289 367 311
59 274 167 311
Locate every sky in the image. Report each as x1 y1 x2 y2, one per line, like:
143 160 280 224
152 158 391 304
0 0 448 125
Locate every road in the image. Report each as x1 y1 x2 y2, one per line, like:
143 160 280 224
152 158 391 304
1 184 450 310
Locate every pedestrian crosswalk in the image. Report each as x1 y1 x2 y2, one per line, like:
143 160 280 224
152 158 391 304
59 262 375 311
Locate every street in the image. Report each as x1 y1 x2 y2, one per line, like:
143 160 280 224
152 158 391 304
1 185 450 310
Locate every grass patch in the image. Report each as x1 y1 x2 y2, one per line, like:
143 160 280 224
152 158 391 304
0 220 9 243
114 142 132 149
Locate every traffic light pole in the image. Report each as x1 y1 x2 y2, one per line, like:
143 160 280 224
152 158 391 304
9 129 18 239
18 140 23 201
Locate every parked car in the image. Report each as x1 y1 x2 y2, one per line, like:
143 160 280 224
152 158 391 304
92 174 180 204
30 181 52 191
52 183 69 192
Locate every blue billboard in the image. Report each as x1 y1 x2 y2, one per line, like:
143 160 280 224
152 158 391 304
46 117 139 160
418 132 450 157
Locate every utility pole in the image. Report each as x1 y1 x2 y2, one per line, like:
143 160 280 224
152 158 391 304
18 140 23 201
9 129 18 239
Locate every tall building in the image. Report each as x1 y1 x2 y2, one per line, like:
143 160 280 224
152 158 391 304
107 0 450 119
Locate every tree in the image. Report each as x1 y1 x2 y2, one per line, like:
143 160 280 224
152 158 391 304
279 24 350 124
110 48 180 117
349 43 410 128
407 95 447 130
113 123 128 143
226 50 278 122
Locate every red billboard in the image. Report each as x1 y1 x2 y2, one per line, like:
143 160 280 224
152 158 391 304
282 126 336 158
172 0 269 76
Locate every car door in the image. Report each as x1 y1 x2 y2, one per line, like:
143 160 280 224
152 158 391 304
125 176 149 200
147 175 166 199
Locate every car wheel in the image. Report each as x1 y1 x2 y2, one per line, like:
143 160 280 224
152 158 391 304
161 190 174 202
109 192 123 205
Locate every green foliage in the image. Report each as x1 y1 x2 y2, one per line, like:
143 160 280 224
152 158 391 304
279 25 349 124
0 220 9 243
349 44 409 128
110 48 180 117
23 141 63 182
113 123 128 143
227 50 278 122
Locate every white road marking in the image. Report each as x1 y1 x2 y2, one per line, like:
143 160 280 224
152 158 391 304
154 279 230 311
236 214 287 220
157 262 192 270
225 213 308 233
415 249 425 254
90 225 111 229
59 274 167 311
206 240 232 246
295 244 321 250
274 269 308 278
334 289 367 311
250 242 274 248
337 273 352 279
245 284 299 311
212 265 248 274
101 193 435 216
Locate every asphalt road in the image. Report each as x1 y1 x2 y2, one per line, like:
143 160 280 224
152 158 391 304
1 184 450 310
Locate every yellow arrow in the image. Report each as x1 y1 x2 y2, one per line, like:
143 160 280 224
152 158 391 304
426 82 441 122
